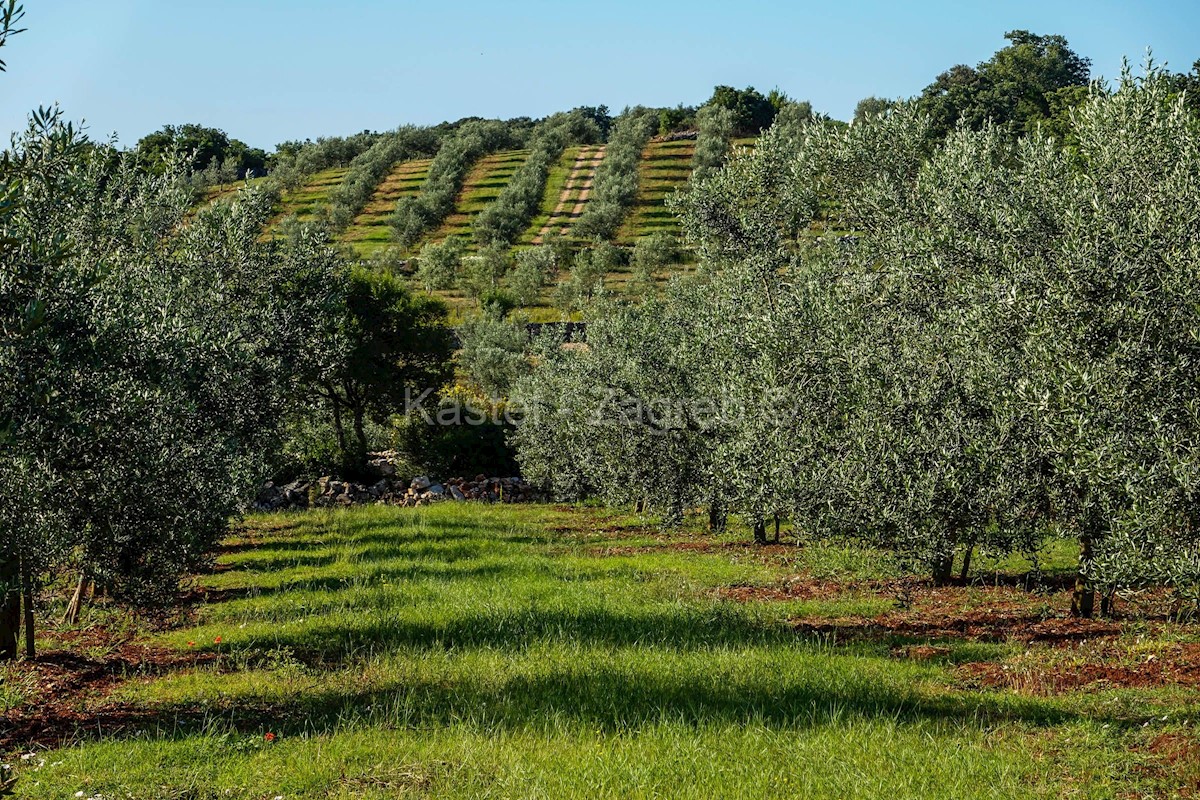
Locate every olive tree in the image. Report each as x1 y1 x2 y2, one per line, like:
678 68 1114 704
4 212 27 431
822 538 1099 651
416 235 465 291
691 103 736 181
512 289 721 524
1 106 341 657
458 309 530 400
1023 68 1200 615
508 244 558 308
575 110 657 240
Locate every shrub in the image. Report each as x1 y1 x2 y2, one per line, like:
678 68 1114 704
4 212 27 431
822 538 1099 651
508 245 558 307
325 127 440 231
461 242 512 300
691 104 736 181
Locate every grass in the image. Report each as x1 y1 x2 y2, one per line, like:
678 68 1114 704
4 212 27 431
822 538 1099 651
272 166 350 226
15 503 1198 798
425 150 530 250
617 138 695 245
517 145 585 246
341 158 433 258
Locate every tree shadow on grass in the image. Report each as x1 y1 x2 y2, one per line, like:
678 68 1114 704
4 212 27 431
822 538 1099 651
195 560 539 606
219 532 488 574
14 643 1086 757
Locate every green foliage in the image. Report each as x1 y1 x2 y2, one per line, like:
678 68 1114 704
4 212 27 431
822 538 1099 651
513 289 720 523
0 103 341 653
706 85 777 135
917 30 1092 140
574 110 657 241
461 242 512 300
690 104 735 181
389 120 516 250
415 235 465 292
507 245 558 308
553 243 618 313
630 232 678 295
458 310 530 399
1169 59 1200 116
522 68 1200 610
473 111 601 246
394 407 519 476
657 104 696 135
137 123 267 179
269 131 381 190
325 127 440 231
298 265 455 469
853 96 897 124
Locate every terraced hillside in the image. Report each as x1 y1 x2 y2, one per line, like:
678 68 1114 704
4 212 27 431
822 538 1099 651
527 145 605 243
273 166 349 225
617 138 695 245
342 157 433 257
426 149 529 249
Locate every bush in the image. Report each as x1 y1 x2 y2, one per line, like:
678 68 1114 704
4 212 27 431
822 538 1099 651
461 242 512 300
691 104 736 181
458 310 530 399
326 127 440 231
630 232 679 293
473 111 600 246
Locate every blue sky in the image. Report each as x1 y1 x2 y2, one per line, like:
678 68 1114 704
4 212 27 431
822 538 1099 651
0 1 1195 150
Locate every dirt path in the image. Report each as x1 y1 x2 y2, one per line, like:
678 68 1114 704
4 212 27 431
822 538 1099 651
533 145 605 243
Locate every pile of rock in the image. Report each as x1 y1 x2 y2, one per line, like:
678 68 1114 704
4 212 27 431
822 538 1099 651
652 129 699 142
253 473 542 511
444 475 540 503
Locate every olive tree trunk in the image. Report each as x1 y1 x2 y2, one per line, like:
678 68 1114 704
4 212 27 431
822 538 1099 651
0 556 20 661
1071 534 1095 618
20 556 33 660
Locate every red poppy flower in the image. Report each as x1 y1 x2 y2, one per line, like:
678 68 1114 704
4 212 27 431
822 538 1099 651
214 636 223 644
187 641 195 648
264 732 276 742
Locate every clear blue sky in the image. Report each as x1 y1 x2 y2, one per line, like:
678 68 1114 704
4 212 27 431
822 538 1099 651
0 0 1195 151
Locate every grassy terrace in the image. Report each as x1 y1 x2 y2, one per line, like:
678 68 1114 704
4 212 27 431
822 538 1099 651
527 144 605 245
271 166 350 226
518 145 584 245
341 158 433 258
8 503 1200 798
427 150 530 250
617 138 695 246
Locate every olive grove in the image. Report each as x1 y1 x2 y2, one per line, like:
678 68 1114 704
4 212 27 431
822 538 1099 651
512 68 1200 616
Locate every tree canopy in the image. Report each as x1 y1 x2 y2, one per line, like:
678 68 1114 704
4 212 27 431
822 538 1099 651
918 30 1092 139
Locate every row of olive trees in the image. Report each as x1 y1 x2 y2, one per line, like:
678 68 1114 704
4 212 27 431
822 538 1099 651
690 103 736 181
0 104 357 658
389 120 518 250
269 131 384 191
473 111 601 245
574 109 658 240
325 126 441 231
513 69 1200 616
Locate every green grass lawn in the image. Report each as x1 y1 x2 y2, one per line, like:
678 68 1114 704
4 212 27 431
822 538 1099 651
14 503 1199 798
